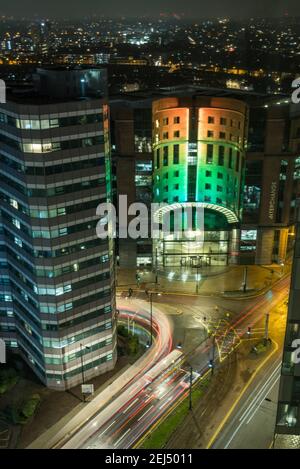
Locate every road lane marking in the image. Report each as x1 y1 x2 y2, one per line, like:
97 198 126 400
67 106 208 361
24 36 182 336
238 363 281 422
223 369 280 449
231 359 281 424
98 419 116 438
114 428 131 447
123 398 139 414
246 374 280 425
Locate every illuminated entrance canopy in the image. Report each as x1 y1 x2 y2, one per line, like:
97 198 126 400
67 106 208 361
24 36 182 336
154 201 239 225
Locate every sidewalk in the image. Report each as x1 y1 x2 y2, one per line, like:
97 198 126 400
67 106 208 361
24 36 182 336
117 263 290 298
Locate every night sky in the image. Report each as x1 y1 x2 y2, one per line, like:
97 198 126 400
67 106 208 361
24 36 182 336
0 0 299 19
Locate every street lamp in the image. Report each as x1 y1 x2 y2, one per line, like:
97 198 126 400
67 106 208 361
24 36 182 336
147 291 161 346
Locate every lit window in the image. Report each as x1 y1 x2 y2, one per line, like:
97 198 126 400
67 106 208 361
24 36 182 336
10 198 19 209
14 236 22 247
12 218 21 230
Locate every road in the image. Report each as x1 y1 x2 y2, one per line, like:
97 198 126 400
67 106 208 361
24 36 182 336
211 356 281 449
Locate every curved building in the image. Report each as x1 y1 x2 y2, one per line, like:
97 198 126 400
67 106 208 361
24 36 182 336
153 96 248 268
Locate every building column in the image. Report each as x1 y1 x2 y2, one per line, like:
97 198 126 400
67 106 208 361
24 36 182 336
255 228 275 265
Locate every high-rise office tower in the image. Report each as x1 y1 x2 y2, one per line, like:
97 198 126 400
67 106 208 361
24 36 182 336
274 102 300 448
152 96 248 269
0 68 117 390
274 204 300 448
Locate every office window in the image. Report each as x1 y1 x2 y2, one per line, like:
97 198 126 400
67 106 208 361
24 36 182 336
14 236 22 247
163 132 169 139
163 172 169 179
174 184 179 190
163 117 169 125
12 218 21 230
217 185 223 192
208 116 214 124
174 170 179 177
174 130 180 138
219 132 226 139
204 196 211 202
220 117 227 125
10 198 19 209
207 130 214 138
173 144 179 164
173 196 179 202
218 146 225 165
205 183 211 190
216 197 222 204
206 170 212 177
217 172 223 179
206 144 213 164
174 116 180 124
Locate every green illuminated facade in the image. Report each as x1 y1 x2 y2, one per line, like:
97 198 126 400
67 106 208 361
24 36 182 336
153 96 248 268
